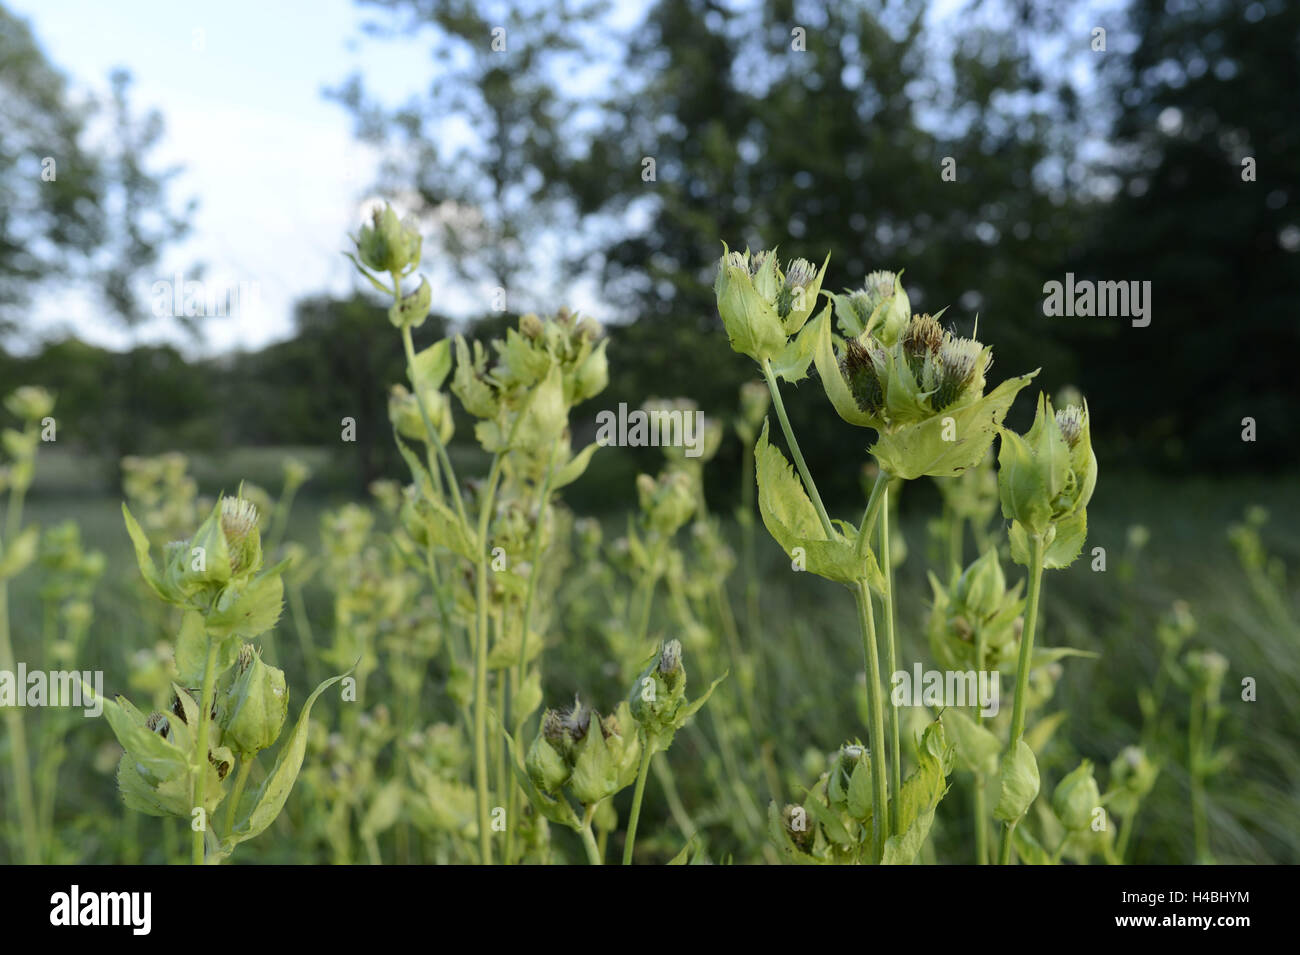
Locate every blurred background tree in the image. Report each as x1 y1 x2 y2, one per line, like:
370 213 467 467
2 0 1296 490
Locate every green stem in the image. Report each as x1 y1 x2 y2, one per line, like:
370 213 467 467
622 741 655 864
974 624 989 865
224 757 254 836
191 637 220 865
579 807 603 865
0 582 39 864
997 533 1046 865
879 484 901 835
761 358 834 538
853 580 890 862
473 452 507 865
400 323 468 527
288 582 320 687
1189 688 1210 863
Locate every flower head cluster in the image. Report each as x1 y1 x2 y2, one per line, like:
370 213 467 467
997 393 1097 567
714 244 829 362
927 549 1026 672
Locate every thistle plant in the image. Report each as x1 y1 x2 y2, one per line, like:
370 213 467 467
109 492 345 863
717 248 1034 862
994 394 1097 864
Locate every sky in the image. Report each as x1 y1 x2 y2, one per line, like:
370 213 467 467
11 0 439 355
11 0 1109 356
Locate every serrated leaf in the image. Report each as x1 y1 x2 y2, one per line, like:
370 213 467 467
872 372 1036 480
882 806 935 865
755 420 868 584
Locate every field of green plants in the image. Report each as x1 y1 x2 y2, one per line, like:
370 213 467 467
1 209 1297 865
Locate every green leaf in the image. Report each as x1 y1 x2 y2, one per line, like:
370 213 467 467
408 338 452 392
512 668 543 725
205 567 285 640
846 756 873 820
501 727 580 829
810 309 878 427
803 791 855 847
0 525 38 580
99 692 187 785
994 738 1040 823
882 806 935 864
667 834 701 865
872 372 1036 480
342 252 395 295
754 420 866 584
551 442 598 490
1024 711 1068 756
769 304 822 382
174 611 241 686
225 670 347 847
360 782 405 838
944 708 1002 776
121 503 167 598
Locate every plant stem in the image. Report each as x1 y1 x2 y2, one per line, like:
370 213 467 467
997 533 1046 865
1189 688 1210 863
622 740 655 864
473 452 506 865
879 483 902 835
854 579 890 862
224 756 254 836
579 807 603 865
0 583 39 864
400 323 468 526
192 637 220 865
974 625 989 865
761 358 834 538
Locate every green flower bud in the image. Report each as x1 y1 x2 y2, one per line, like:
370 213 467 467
220 645 289 755
714 244 791 362
5 386 55 422
388 276 432 329
812 298 1033 479
219 495 263 577
568 704 642 805
519 312 544 340
525 725 571 795
832 271 911 344
954 548 1006 618
998 393 1097 553
282 456 312 490
389 384 454 445
1108 745 1158 817
355 204 422 275
166 501 233 598
629 639 688 733
637 471 696 536
1052 760 1101 831
1184 649 1229 694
